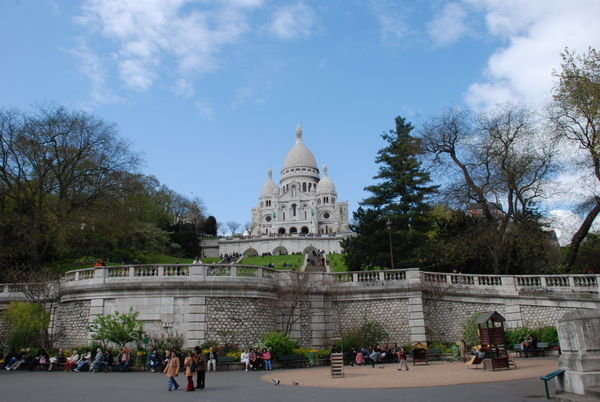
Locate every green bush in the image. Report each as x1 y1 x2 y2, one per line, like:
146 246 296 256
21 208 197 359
261 331 297 357
505 326 559 347
539 327 559 345
461 312 481 346
7 327 40 352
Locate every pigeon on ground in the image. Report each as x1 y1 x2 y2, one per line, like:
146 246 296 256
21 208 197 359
272 379 280 385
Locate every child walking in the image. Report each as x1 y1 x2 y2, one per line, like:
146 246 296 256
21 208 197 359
397 348 409 371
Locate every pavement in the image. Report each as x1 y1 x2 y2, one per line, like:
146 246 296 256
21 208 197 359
0 358 560 402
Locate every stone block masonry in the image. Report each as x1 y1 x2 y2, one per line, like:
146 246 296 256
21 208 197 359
1 265 599 350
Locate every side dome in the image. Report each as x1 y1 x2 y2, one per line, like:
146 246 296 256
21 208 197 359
316 165 336 194
282 125 318 171
260 168 277 197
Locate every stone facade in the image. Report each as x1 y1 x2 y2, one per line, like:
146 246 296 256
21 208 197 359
423 299 504 342
53 300 91 347
1 267 599 350
205 297 278 348
333 299 410 344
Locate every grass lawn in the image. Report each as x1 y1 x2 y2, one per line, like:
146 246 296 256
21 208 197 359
326 254 348 272
239 254 304 270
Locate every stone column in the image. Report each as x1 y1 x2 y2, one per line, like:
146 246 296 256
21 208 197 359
503 301 523 329
405 270 427 344
556 309 600 395
183 297 207 349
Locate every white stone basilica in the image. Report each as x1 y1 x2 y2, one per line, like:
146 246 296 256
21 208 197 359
207 125 351 257
251 125 349 236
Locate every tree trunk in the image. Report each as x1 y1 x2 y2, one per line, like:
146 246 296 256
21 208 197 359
565 198 600 270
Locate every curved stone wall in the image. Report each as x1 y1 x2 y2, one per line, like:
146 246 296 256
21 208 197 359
1 267 599 349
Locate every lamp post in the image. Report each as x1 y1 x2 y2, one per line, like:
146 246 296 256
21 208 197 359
386 218 394 270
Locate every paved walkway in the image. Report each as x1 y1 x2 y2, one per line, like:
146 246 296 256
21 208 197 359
0 358 559 402
261 357 559 388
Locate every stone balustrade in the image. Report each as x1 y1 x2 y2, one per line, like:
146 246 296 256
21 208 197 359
1 266 598 297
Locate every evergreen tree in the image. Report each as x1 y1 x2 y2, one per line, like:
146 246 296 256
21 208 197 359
343 117 438 270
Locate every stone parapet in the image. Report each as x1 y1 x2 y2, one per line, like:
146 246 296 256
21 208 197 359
1 266 599 350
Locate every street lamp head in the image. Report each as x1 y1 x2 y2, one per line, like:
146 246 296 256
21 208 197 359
386 218 392 230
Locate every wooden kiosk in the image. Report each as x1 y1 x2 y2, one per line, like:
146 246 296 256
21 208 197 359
476 311 510 370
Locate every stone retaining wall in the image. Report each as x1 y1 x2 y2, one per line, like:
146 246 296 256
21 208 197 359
1 267 599 350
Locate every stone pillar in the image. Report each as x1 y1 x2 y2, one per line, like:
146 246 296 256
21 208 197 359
504 301 523 329
557 309 600 395
405 269 427 344
184 297 207 348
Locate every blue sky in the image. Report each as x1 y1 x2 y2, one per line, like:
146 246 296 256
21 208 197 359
1 0 599 241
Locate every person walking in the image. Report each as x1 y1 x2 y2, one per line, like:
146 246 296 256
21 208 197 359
184 351 195 392
164 350 180 391
194 346 206 389
397 347 409 371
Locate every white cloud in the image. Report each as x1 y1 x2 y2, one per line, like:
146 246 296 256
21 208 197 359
370 0 413 46
67 40 122 105
194 101 216 121
231 86 265 110
77 0 263 92
172 78 195 98
268 2 315 40
463 0 600 111
427 2 468 47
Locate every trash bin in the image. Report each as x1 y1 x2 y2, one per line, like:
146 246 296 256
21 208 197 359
451 345 459 360
307 352 316 367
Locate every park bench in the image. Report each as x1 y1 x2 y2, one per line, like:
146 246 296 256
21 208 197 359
277 354 308 369
540 369 564 399
217 356 243 371
412 348 428 366
426 348 442 361
515 342 551 357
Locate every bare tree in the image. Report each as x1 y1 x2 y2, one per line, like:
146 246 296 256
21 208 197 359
421 105 557 273
277 271 315 337
550 47 600 269
226 221 241 236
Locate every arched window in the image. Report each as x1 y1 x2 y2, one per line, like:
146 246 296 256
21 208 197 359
302 182 307 192
292 204 297 217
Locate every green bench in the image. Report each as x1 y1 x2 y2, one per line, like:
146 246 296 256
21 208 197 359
540 369 564 399
426 348 442 361
217 356 243 371
277 354 308 369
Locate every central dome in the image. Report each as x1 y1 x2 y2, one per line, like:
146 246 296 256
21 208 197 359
282 125 318 171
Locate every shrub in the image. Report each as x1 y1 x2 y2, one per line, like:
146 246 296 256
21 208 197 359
261 331 297 357
461 312 481 346
539 327 559 345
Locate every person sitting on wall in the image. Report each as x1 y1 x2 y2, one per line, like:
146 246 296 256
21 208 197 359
117 347 130 372
48 349 66 372
103 349 114 371
148 349 162 372
206 347 217 372
90 348 104 372
241 350 251 371
64 350 80 372
74 350 92 372
248 349 257 370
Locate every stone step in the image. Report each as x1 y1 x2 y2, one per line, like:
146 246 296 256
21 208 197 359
586 387 600 397
556 392 600 402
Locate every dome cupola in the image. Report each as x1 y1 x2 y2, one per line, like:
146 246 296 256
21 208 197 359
316 164 336 194
281 125 319 182
260 168 277 198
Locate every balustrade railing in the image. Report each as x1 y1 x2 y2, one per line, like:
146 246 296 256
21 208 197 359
47 265 599 297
